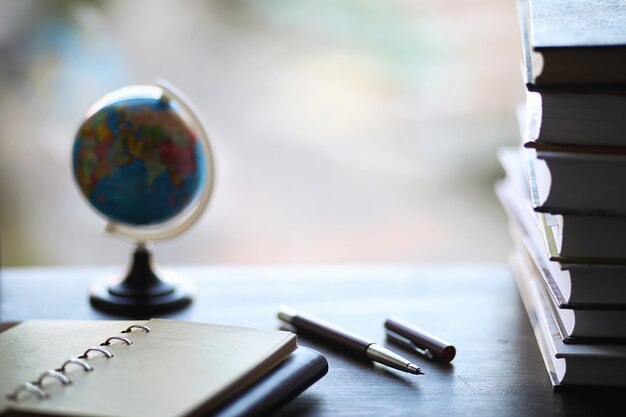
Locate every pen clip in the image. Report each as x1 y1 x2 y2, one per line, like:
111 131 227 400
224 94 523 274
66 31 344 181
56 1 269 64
385 330 434 360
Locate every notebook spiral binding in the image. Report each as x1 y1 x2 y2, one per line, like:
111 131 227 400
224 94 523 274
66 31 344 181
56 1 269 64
6 323 151 402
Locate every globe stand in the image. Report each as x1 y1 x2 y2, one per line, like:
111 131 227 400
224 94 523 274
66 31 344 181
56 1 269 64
90 245 193 317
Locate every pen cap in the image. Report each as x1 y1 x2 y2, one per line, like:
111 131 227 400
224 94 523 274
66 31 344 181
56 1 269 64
384 316 456 362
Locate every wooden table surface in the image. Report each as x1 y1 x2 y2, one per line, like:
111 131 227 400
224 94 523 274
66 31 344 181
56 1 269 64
1 264 623 416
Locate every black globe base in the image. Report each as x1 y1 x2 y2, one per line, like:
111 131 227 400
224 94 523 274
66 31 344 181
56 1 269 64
90 245 193 317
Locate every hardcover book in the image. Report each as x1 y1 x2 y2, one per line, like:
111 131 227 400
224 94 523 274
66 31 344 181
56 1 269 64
523 91 626 148
518 0 626 87
525 147 626 216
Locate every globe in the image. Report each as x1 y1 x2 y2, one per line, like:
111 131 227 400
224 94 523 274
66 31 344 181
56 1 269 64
73 90 206 227
73 82 215 316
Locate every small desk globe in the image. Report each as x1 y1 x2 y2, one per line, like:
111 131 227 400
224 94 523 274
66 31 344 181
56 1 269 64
72 81 214 316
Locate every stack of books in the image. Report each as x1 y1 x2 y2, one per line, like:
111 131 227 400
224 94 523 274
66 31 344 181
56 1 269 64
496 0 626 388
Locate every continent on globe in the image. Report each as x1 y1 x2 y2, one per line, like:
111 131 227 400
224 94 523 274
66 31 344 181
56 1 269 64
73 97 206 226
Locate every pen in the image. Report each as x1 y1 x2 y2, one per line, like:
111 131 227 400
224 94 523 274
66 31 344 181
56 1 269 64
384 316 456 363
277 305 424 375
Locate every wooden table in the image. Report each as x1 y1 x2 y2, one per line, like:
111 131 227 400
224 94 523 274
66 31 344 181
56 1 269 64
1 264 623 416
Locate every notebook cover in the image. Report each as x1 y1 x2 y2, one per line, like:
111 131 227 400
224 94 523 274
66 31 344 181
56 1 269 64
0 320 298 417
0 322 326 417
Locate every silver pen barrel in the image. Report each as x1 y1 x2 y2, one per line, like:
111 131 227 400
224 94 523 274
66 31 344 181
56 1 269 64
366 344 424 375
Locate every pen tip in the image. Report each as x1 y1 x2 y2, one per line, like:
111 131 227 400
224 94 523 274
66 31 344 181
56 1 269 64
407 363 424 375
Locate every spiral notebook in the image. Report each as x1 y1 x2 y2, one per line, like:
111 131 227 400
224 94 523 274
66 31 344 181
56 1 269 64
0 319 299 417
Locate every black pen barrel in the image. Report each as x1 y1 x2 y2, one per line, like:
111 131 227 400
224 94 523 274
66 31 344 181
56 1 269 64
278 307 371 354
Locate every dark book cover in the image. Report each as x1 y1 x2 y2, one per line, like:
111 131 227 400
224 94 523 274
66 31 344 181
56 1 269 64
518 0 626 87
530 0 626 48
213 346 328 417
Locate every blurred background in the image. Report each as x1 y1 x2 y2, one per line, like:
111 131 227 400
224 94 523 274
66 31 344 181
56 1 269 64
0 0 522 267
